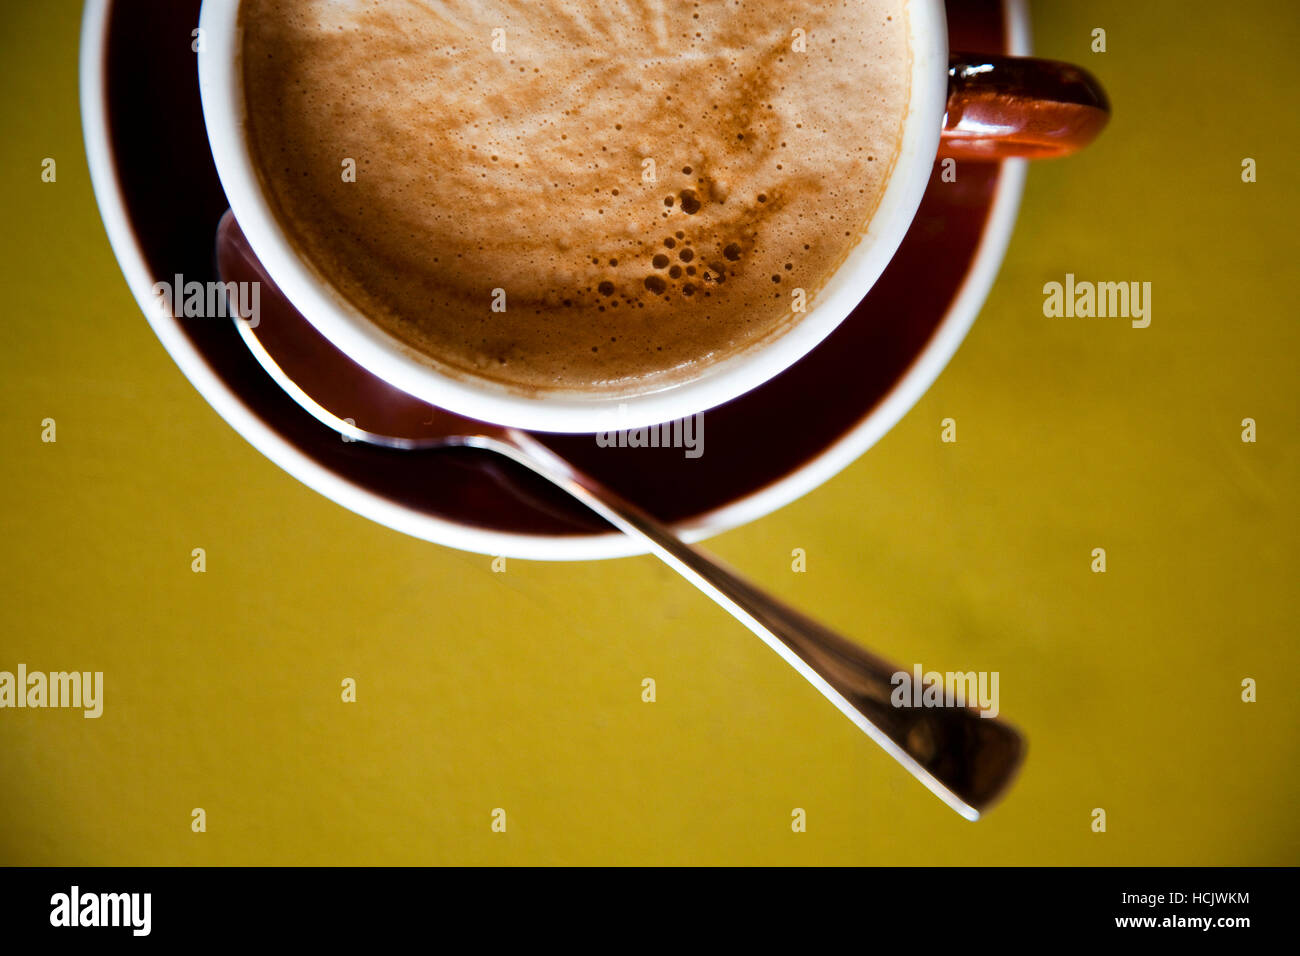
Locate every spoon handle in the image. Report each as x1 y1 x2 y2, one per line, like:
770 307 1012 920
496 430 1025 820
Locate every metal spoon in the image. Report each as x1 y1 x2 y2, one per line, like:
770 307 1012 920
216 212 1024 819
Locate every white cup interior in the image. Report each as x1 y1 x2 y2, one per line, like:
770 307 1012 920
197 0 949 433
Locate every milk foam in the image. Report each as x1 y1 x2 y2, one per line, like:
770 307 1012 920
241 0 910 393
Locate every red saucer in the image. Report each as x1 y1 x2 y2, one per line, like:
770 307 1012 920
86 0 1020 557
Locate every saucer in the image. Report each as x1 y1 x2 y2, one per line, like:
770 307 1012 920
81 0 1028 560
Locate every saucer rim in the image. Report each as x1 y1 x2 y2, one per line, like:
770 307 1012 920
80 0 1029 562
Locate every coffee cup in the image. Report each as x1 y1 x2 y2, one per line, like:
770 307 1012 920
198 0 1106 432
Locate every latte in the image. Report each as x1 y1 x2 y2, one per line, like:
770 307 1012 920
239 0 910 395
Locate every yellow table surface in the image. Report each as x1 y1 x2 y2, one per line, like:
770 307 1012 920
1 0 1296 865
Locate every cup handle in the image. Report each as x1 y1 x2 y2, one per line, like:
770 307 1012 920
940 54 1110 160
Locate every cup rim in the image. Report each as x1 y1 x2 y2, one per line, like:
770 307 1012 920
195 0 950 432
